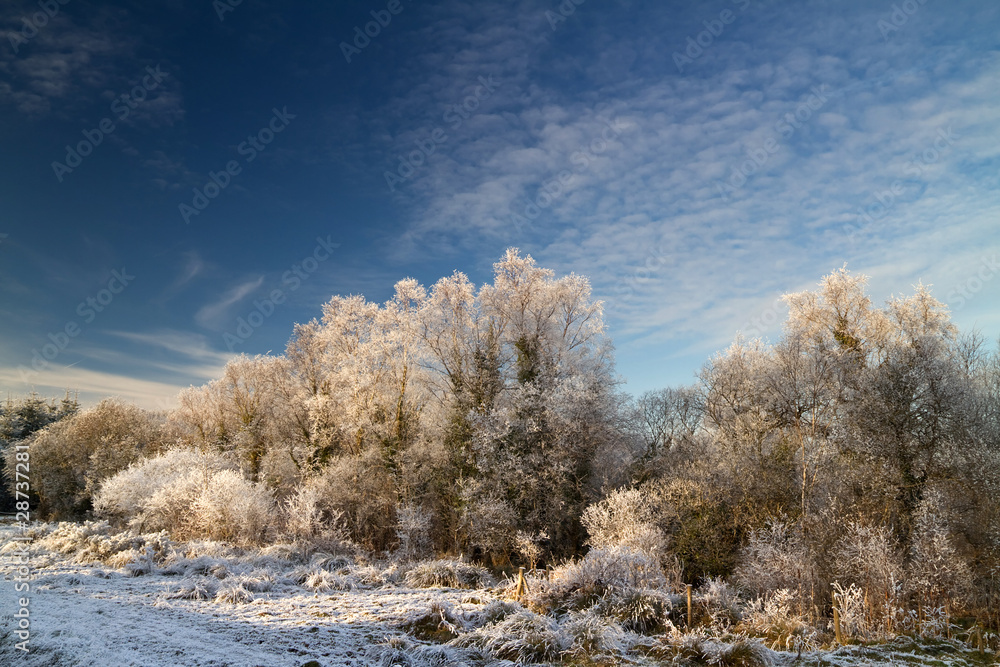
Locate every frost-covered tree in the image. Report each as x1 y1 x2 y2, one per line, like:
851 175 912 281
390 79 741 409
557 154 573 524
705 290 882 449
176 354 310 490
21 398 164 518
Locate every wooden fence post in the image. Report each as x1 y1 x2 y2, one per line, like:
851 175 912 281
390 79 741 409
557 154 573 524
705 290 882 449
515 567 526 599
687 584 693 627
832 591 844 645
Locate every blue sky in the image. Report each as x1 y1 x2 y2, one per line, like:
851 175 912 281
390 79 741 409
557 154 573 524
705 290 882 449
1 0 999 409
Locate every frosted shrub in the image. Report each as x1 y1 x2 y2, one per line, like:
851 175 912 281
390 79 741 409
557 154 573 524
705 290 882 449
189 470 275 546
581 487 668 561
832 521 903 636
460 494 517 565
93 448 233 533
24 398 164 519
698 576 743 630
282 481 324 540
514 530 546 570
528 546 666 613
735 519 815 604
831 582 874 642
310 452 398 552
908 490 974 609
740 588 817 652
396 502 433 560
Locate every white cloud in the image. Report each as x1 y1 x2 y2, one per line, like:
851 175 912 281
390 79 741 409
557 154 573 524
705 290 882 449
195 277 266 330
354 1 1000 389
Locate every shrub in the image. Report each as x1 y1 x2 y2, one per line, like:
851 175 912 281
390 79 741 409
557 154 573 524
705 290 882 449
189 470 275 546
734 519 816 604
528 546 666 614
832 521 904 636
93 448 233 533
18 399 164 519
907 490 974 609
308 451 397 551
739 588 817 652
396 502 433 560
459 493 518 566
581 486 668 560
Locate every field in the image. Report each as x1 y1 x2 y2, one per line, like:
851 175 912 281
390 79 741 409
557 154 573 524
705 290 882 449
1 520 995 667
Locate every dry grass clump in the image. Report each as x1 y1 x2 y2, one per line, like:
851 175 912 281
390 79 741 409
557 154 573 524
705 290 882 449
165 578 217 601
452 609 567 663
527 546 667 614
403 559 495 589
214 581 255 604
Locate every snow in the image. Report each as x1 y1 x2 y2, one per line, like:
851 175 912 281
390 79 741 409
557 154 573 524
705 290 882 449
2 519 994 666
0 520 499 666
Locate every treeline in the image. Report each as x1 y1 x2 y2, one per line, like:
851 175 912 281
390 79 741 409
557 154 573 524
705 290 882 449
4 251 999 630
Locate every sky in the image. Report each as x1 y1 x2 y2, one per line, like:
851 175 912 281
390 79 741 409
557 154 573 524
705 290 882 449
1 0 999 410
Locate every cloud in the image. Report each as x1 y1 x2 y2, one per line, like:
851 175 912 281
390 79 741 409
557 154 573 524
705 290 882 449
0 329 234 410
340 0 1000 388
0 364 189 412
195 277 266 330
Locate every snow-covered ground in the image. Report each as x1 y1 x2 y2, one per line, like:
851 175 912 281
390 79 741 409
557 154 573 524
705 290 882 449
1 520 995 666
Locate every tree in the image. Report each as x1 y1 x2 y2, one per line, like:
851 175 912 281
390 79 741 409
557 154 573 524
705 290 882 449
1 392 78 511
20 398 162 519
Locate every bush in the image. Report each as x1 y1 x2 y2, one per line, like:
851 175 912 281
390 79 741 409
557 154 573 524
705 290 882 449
15 399 164 519
739 588 818 652
528 546 667 614
581 486 668 560
93 448 233 533
189 470 275 546
734 519 816 604
308 451 398 552
395 502 433 560
907 490 974 609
